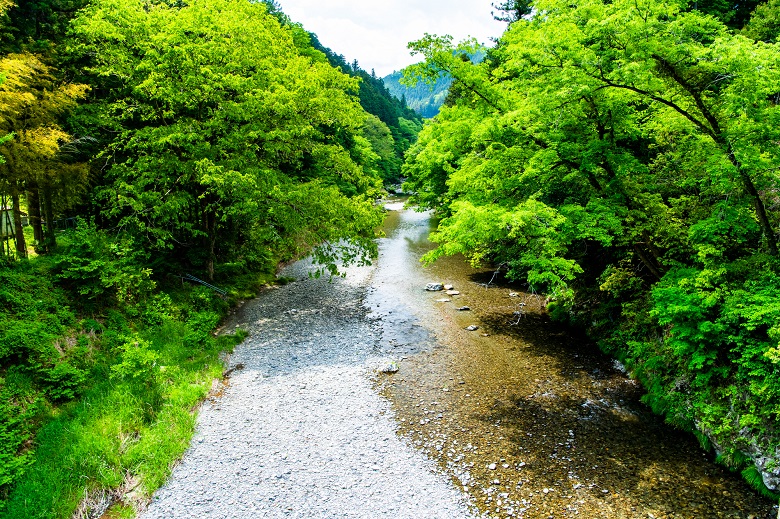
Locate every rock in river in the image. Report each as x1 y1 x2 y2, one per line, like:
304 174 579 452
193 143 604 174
426 283 444 292
379 360 400 373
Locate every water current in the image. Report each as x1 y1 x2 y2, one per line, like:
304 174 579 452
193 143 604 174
370 199 777 519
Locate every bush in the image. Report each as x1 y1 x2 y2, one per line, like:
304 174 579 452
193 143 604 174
54 221 155 309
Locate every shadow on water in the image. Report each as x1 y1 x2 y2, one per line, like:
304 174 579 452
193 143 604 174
376 200 777 519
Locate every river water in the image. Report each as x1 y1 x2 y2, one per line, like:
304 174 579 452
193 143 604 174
370 200 777 519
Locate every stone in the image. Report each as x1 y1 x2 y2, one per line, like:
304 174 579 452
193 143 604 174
489 463 497 470
445 290 460 296
444 284 454 290
457 306 471 311
426 283 444 291
466 325 479 331
379 360 399 373
509 292 520 297
436 299 452 303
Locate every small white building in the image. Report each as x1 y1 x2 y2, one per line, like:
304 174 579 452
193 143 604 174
0 207 13 238
0 206 27 238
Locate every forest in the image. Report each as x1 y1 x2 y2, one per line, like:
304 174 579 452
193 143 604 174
383 69 451 118
0 0 418 515
403 0 780 500
2 0 780 515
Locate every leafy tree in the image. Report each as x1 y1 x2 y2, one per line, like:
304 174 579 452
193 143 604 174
362 114 399 182
403 0 780 491
304 32 422 181
0 52 88 256
70 0 383 279
743 0 780 41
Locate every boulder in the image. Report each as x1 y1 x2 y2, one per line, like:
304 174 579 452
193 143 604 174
425 283 444 291
466 325 479 331
444 284 454 290
446 290 460 296
457 306 471 311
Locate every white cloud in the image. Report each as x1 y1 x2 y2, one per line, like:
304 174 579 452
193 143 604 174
277 0 506 76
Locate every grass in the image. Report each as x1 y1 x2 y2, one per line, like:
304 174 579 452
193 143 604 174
1 320 247 519
0 247 273 518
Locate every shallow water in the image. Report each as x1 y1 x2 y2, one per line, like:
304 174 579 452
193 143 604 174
372 200 777 519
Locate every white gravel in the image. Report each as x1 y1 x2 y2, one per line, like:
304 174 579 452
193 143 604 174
140 248 478 518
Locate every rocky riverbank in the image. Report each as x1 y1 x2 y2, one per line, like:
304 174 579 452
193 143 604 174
140 199 778 519
139 253 477 518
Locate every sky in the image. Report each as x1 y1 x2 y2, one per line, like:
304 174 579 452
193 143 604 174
277 1 507 77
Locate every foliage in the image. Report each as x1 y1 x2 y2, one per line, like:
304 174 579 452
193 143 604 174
403 0 780 494
68 0 383 279
0 52 89 253
305 32 423 182
743 0 780 42
53 221 154 308
0 240 264 515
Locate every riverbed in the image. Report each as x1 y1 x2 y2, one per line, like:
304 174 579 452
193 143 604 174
373 200 777 519
141 199 777 519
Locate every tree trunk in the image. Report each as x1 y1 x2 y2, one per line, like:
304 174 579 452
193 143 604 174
27 188 44 251
736 166 778 256
41 187 56 250
1 195 11 258
633 244 662 281
11 193 27 259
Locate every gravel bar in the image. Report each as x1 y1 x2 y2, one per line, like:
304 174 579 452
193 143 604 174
140 255 477 519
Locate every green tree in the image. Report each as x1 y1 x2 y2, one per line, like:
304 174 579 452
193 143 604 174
361 114 399 182
70 0 383 279
404 0 780 491
0 52 88 256
743 0 780 42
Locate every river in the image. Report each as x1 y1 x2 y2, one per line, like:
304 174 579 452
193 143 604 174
370 199 777 519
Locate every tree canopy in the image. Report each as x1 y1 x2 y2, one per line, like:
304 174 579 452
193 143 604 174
403 0 780 494
66 0 384 278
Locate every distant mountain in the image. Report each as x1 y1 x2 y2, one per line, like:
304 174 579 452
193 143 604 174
382 50 486 119
382 71 451 119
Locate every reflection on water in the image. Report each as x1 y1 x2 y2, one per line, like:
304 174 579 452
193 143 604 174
372 199 776 519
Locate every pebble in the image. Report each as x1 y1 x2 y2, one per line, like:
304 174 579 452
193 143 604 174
140 253 477 519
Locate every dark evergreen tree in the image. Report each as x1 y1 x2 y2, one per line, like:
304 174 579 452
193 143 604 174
491 0 532 22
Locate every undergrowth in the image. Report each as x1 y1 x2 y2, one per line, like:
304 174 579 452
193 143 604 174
0 225 274 518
